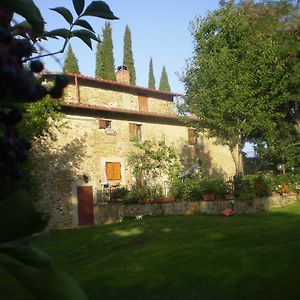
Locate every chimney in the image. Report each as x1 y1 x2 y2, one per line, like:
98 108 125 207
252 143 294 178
116 65 130 85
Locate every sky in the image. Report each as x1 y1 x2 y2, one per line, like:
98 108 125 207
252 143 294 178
36 1 221 94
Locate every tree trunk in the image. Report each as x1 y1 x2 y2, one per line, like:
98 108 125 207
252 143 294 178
230 143 244 175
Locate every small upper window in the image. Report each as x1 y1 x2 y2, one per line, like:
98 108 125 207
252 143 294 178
138 95 148 112
129 123 142 142
99 119 111 129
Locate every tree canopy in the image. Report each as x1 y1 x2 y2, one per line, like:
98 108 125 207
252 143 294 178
182 1 289 173
123 25 136 85
95 34 103 78
100 22 116 81
63 44 80 74
148 57 156 89
159 66 171 92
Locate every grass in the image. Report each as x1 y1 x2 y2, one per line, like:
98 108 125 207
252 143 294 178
3 202 300 299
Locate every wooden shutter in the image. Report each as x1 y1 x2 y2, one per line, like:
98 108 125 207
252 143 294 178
188 128 196 145
99 119 107 129
129 123 137 141
106 162 121 180
138 96 148 112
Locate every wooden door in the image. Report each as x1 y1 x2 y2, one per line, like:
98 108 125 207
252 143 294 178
77 186 94 226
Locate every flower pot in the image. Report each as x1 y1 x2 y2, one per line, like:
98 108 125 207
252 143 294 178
141 198 153 204
202 194 216 201
153 197 176 203
225 193 235 200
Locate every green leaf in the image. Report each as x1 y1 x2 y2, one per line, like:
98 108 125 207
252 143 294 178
0 240 52 267
73 0 85 16
71 29 100 49
82 1 119 20
0 255 88 300
45 28 70 39
73 19 95 33
11 21 32 36
2 0 44 36
50 7 73 24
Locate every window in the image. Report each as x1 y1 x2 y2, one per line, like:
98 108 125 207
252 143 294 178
99 119 111 129
105 162 121 180
188 128 197 145
138 95 148 112
129 123 142 141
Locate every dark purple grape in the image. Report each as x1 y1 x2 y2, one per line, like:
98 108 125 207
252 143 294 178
50 86 63 99
11 39 33 58
7 108 23 125
30 60 44 73
55 75 69 88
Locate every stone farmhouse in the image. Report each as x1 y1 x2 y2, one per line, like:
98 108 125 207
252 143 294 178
35 67 236 229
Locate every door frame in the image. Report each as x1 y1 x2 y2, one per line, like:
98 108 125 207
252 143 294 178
71 179 97 226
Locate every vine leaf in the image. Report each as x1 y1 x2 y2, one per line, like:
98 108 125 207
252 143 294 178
0 239 52 267
71 29 100 49
2 0 44 36
72 0 85 16
82 1 119 20
50 7 74 25
45 28 70 39
73 19 95 33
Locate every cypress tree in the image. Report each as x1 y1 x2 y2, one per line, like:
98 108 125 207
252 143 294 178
63 45 80 74
148 57 155 89
159 66 171 92
101 22 116 81
123 25 136 85
95 35 103 79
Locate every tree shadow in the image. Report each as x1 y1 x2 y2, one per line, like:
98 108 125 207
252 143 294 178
30 135 87 229
179 138 229 178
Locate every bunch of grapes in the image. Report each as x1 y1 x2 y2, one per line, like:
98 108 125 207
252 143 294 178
0 21 68 183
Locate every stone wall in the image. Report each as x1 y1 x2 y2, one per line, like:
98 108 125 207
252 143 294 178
93 194 299 224
64 84 175 114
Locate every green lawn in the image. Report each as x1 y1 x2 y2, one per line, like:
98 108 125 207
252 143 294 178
4 202 300 300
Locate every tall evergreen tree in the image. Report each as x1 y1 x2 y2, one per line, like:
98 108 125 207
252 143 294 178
159 66 171 92
123 25 136 85
63 45 80 74
148 57 156 89
101 22 116 81
95 35 103 79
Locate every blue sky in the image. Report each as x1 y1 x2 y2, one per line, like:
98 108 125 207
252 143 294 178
36 1 220 94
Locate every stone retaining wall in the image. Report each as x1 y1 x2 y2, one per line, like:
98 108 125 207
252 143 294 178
93 193 299 224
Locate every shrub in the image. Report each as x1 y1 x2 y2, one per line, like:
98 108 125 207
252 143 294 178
123 184 164 203
233 174 272 200
170 175 203 201
201 177 228 198
271 173 300 193
111 187 129 201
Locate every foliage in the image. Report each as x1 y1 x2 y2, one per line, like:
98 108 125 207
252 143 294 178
182 1 287 174
95 34 103 78
170 175 228 201
63 44 80 74
159 65 171 92
20 96 63 138
170 175 203 201
124 184 164 203
0 0 117 298
110 187 129 201
123 25 136 85
201 177 228 197
128 138 180 187
100 21 116 81
237 0 300 171
148 57 156 89
270 173 300 193
233 173 273 200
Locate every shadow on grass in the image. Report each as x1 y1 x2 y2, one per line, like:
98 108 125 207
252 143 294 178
4 203 300 300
